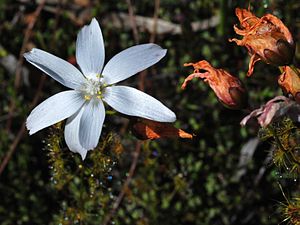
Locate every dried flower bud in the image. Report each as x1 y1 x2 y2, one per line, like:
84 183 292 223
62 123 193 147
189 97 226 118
278 66 300 103
182 60 248 110
229 8 295 76
130 119 193 140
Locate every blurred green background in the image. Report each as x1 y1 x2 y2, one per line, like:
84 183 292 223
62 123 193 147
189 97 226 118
0 0 300 224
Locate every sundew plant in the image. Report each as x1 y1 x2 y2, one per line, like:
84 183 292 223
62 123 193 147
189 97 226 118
0 1 299 224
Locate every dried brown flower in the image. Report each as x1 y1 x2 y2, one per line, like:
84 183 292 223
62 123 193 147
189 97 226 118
229 8 295 76
182 60 248 110
130 119 193 140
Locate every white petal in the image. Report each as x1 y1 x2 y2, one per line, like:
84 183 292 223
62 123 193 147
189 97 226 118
76 18 105 79
104 86 176 122
64 107 88 160
102 44 167 85
27 90 85 135
79 99 105 150
24 48 85 89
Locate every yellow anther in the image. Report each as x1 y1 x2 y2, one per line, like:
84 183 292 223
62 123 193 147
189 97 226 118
96 74 101 78
84 95 91 100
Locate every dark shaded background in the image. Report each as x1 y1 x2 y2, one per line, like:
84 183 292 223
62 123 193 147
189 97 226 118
0 0 300 224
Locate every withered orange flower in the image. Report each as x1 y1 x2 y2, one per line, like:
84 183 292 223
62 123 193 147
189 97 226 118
182 60 248 110
229 8 295 76
278 66 300 103
130 119 193 140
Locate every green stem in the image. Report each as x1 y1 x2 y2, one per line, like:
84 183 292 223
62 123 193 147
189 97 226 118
217 0 226 37
270 126 286 152
78 164 84 225
270 125 300 168
288 151 300 166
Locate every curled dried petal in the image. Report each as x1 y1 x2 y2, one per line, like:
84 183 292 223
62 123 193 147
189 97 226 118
229 8 295 76
130 119 193 140
182 60 248 110
241 96 300 127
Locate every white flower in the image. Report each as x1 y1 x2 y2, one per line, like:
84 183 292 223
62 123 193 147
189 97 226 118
24 18 176 160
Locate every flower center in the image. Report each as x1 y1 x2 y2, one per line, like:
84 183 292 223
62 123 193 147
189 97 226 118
81 77 104 101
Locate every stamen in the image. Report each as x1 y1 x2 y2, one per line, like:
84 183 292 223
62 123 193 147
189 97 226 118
84 95 91 100
81 77 105 101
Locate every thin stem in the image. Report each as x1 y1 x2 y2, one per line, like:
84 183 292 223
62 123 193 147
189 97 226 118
270 125 300 168
79 163 84 225
6 0 46 131
102 1 160 223
101 141 142 225
139 0 160 91
0 75 46 177
149 0 160 44
217 0 226 37
288 151 300 167
126 0 139 44
270 126 287 152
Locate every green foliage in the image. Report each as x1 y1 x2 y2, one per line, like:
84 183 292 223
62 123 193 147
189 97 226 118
281 197 300 225
259 117 300 224
1 1 300 225
47 123 121 224
278 183 300 225
259 118 300 176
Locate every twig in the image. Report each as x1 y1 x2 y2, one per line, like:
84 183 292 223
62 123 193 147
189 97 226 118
102 1 156 223
139 0 160 91
6 0 46 131
125 0 140 44
101 141 142 225
149 0 160 43
101 12 219 35
0 0 66 177
0 75 46 177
